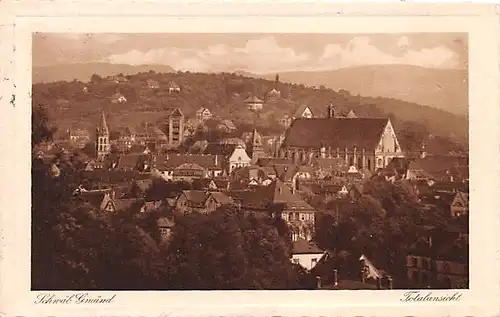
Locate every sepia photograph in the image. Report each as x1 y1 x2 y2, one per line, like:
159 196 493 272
30 32 470 291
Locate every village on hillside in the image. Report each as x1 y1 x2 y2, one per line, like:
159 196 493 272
32 70 469 291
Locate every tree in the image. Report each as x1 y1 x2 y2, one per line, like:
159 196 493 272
163 207 303 290
32 104 56 146
90 74 102 83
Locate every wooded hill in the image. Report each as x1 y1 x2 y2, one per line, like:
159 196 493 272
32 70 468 154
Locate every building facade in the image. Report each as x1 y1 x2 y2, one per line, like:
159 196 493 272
279 105 404 172
96 111 111 161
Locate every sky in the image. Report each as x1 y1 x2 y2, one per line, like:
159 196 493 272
33 33 468 73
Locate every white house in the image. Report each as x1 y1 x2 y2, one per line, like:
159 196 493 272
168 81 181 93
228 145 251 174
291 239 327 271
244 96 264 111
196 107 213 122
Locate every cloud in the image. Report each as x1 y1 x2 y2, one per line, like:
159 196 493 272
104 36 310 73
318 36 459 69
102 35 460 73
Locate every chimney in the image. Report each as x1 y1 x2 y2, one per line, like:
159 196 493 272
333 269 339 287
387 276 393 289
316 276 322 289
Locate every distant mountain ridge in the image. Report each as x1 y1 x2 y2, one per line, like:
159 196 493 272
257 65 468 116
33 63 175 84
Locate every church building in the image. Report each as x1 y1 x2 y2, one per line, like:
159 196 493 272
96 111 111 161
246 129 266 164
279 105 404 172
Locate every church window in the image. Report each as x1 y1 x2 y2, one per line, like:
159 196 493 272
367 159 372 170
357 157 363 168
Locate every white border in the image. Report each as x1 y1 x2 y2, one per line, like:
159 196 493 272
1 2 499 317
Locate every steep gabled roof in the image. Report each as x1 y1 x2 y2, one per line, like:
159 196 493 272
292 238 325 254
179 190 209 207
209 192 234 205
282 117 389 151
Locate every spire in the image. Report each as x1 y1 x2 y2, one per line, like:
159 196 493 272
98 111 109 135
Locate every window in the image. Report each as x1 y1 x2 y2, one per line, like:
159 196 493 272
377 158 383 167
442 262 451 274
301 214 305 221
412 257 418 268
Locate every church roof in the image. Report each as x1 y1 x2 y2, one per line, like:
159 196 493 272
282 117 389 151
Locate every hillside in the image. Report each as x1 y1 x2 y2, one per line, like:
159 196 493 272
33 63 175 84
32 70 468 154
257 65 468 116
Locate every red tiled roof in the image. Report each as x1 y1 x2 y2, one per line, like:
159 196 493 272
282 117 388 151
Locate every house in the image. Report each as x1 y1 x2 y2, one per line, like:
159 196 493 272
232 179 317 241
244 95 264 111
157 216 175 245
175 190 233 214
268 88 281 100
167 81 181 93
110 92 127 104
172 163 206 182
449 191 469 218
404 155 469 183
406 235 468 289
217 119 237 133
111 74 128 83
99 192 140 213
291 238 327 271
280 105 314 128
153 154 224 181
280 105 404 172
195 107 213 122
228 145 252 174
67 128 90 149
147 79 160 89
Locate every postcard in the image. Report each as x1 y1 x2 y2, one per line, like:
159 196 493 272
0 2 499 317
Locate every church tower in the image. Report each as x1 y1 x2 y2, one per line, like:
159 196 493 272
248 129 265 164
96 111 110 161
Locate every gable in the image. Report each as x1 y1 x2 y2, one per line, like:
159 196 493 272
303 107 313 117
230 147 251 162
103 200 116 212
376 119 402 153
